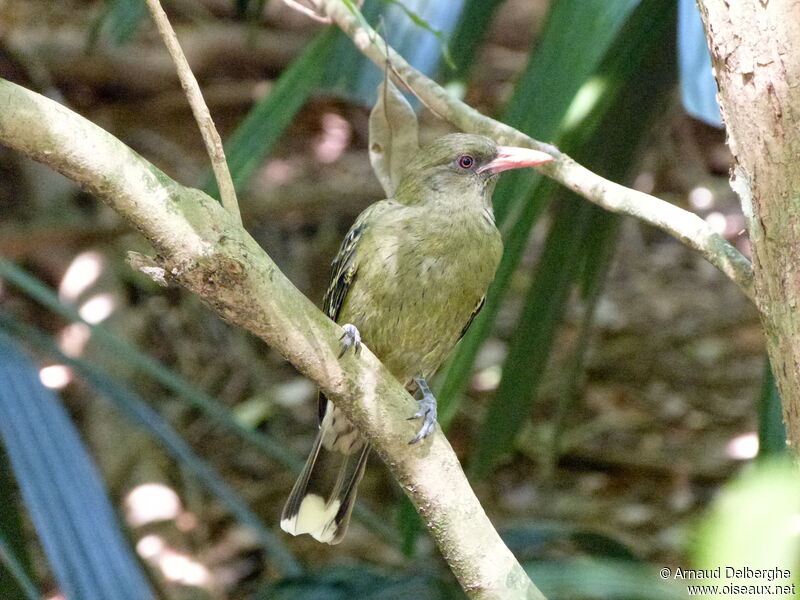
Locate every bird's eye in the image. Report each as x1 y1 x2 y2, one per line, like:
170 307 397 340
457 155 475 169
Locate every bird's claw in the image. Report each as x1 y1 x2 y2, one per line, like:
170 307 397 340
338 323 362 358
408 377 437 444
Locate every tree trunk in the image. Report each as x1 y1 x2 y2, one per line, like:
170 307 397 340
698 0 800 450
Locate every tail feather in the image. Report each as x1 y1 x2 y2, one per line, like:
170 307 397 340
281 406 369 544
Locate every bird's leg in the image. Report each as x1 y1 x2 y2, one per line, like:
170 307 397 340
408 376 438 444
338 323 362 358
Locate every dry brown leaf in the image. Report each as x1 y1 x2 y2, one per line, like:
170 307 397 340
368 79 419 197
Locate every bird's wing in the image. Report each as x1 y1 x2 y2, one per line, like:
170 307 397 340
459 296 486 341
319 200 399 424
323 200 397 321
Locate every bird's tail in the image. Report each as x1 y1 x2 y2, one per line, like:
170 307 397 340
280 404 370 544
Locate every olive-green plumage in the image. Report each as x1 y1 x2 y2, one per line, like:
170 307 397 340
281 133 550 544
333 134 503 382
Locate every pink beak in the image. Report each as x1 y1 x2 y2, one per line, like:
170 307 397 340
478 146 554 175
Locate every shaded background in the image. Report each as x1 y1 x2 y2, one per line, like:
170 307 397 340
0 0 778 598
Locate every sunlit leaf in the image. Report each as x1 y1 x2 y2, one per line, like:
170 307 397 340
677 0 722 127
330 0 465 106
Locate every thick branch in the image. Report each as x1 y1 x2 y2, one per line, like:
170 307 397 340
697 0 800 450
316 0 755 303
0 79 544 600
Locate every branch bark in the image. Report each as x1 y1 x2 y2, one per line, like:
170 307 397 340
144 0 241 225
697 0 800 451
0 78 544 600
315 0 756 303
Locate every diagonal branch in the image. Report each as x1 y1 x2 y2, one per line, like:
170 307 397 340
0 78 545 600
315 0 755 303
143 0 241 225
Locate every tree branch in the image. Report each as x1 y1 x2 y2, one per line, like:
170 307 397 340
315 0 756 303
143 0 241 225
0 78 545 600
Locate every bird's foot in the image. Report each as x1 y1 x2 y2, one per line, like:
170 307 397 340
408 377 438 444
338 323 362 358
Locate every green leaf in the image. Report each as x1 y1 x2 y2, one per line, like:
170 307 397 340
0 531 40 600
471 197 596 478
0 334 156 600
527 559 686 600
549 211 620 464
444 0 505 83
436 0 641 423
470 0 679 476
369 80 420 196
502 522 640 563
204 29 338 197
257 565 450 600
758 361 787 458
0 447 39 600
0 315 302 576
102 0 147 46
395 495 422 558
694 458 800 585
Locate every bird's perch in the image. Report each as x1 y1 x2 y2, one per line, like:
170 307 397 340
0 78 545 600
313 0 756 304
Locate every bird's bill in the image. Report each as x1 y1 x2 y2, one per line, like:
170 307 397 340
478 146 554 174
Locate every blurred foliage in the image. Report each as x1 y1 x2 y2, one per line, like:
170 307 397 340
0 335 157 600
758 362 787 458
0 314 302 575
0 0 779 597
0 447 38 600
694 458 800 587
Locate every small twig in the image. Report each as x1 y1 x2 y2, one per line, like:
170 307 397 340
143 0 241 225
314 0 756 303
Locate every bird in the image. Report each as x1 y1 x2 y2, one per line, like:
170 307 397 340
281 133 552 544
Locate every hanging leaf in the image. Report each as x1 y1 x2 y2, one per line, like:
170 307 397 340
368 79 420 196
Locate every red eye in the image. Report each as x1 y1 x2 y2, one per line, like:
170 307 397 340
457 155 475 169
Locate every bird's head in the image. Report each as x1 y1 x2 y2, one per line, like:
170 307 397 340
394 133 553 206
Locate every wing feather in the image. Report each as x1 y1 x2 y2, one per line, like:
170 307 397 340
319 201 398 423
459 296 486 341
